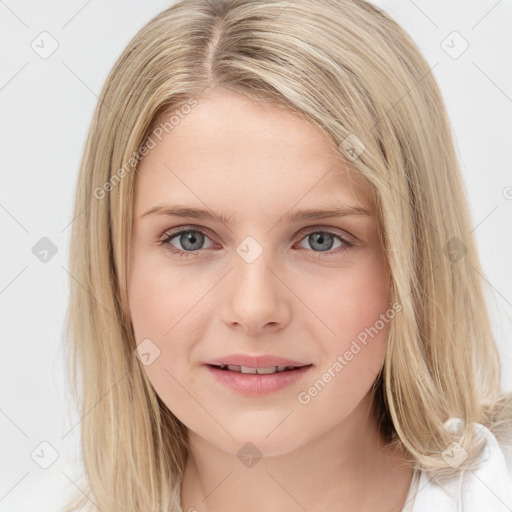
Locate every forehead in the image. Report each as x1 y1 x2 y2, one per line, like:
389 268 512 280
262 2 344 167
134 89 373 217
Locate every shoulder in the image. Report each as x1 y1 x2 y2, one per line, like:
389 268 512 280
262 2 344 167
408 418 512 512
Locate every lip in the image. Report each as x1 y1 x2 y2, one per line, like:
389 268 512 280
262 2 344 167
205 364 312 395
204 353 311 368
203 354 313 395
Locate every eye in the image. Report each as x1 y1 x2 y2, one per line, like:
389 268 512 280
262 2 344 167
159 228 215 258
159 226 354 259
295 228 354 258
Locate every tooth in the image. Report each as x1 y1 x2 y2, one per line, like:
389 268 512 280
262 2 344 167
256 366 277 374
276 365 288 372
220 364 228 369
227 365 241 372
240 366 258 374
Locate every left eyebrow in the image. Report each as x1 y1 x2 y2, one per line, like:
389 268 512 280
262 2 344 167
283 205 373 222
140 204 373 225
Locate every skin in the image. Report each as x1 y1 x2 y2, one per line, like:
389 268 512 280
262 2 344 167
127 89 413 512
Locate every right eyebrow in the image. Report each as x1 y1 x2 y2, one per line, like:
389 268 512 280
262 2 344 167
140 205 235 225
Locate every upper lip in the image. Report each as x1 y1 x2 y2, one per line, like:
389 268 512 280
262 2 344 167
205 354 312 368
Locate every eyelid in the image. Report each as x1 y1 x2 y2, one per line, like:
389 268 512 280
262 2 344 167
299 225 358 245
160 224 218 243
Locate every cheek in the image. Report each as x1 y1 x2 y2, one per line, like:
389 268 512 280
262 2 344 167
333 262 390 358
301 248 390 351
294 252 390 415
128 247 207 343
127 252 213 413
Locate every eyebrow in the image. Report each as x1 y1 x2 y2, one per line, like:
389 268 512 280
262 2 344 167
141 204 373 224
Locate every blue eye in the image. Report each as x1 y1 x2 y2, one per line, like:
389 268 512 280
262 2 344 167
160 229 214 259
297 230 348 253
159 227 354 259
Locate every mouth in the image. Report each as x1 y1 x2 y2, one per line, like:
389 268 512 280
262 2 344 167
205 362 313 395
207 363 313 375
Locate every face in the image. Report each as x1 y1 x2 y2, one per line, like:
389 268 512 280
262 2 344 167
127 89 392 457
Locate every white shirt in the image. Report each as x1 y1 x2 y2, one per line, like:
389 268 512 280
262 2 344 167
400 418 512 512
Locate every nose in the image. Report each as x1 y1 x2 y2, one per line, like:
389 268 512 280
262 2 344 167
220 246 291 335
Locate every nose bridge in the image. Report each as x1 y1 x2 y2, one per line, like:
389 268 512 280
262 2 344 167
233 233 276 297
221 233 288 333
236 234 267 266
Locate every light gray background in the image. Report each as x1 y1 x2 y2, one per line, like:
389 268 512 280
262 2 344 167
1 1 511 510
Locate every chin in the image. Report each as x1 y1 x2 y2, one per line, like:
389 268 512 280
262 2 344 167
207 422 309 459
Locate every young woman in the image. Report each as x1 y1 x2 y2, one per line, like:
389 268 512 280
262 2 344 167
62 0 512 510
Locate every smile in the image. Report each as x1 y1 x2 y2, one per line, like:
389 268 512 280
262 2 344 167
210 364 307 374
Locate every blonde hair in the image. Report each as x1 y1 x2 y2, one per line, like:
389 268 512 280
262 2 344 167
62 0 512 510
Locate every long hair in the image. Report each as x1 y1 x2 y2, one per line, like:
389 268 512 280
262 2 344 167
62 0 512 509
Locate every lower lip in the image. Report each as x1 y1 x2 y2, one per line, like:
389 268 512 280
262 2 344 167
204 364 313 395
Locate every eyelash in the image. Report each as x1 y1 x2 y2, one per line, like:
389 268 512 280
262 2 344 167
158 226 355 260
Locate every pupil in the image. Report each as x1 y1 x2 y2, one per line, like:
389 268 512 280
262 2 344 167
311 232 333 251
182 231 203 250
